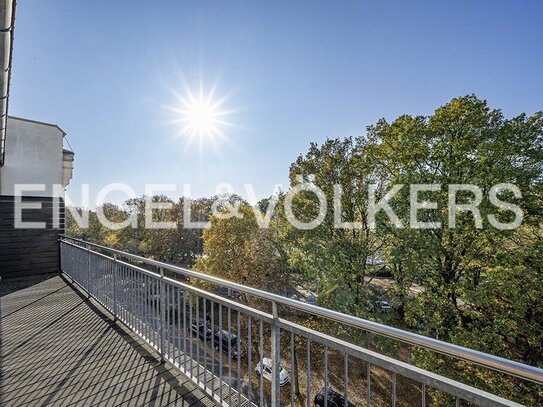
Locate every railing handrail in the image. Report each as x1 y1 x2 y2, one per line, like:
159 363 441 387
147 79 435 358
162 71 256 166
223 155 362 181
60 235 543 385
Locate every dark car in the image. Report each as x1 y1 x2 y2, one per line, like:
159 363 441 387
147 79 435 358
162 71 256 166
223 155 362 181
191 322 212 341
314 387 356 407
214 330 239 359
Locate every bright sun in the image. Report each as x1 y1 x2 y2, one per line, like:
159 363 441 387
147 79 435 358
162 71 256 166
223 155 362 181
184 100 219 136
171 83 234 153
165 79 236 154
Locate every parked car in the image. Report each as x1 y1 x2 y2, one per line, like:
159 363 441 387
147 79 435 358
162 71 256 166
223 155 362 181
255 357 290 386
378 300 391 310
314 387 356 407
306 294 317 305
191 322 212 341
214 330 239 359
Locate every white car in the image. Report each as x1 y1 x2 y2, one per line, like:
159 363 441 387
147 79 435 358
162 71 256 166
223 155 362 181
378 300 391 310
255 358 290 386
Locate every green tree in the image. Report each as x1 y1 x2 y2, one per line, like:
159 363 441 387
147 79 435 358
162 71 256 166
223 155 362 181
194 204 290 297
285 137 385 315
367 95 543 404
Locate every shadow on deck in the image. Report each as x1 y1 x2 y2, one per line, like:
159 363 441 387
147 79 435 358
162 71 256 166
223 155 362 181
0 274 218 406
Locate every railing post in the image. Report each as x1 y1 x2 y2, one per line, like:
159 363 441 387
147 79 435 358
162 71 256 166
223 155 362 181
271 301 281 406
113 253 118 321
86 244 91 298
159 267 166 363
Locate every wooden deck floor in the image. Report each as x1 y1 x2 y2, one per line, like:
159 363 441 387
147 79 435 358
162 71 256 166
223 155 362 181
0 275 218 407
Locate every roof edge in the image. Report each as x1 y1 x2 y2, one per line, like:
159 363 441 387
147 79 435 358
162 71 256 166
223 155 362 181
8 115 67 136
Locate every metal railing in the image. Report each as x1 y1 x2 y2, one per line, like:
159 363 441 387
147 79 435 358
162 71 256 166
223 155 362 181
60 236 542 407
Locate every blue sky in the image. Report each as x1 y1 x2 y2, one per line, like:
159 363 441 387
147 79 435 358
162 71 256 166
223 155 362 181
9 0 543 207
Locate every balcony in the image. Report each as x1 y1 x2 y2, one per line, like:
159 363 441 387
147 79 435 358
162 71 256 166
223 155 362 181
1 236 541 407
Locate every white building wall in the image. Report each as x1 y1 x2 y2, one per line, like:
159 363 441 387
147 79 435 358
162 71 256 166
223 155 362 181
0 117 67 197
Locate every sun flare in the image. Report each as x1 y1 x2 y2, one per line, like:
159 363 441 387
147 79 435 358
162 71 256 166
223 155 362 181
164 80 237 155
182 98 220 137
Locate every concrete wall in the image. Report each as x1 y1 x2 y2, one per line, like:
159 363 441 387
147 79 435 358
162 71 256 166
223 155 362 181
0 116 66 197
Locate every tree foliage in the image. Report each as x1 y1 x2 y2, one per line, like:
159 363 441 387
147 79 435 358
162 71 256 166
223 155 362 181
67 95 543 405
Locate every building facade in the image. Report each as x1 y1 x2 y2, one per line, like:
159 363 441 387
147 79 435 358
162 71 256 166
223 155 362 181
0 116 74 278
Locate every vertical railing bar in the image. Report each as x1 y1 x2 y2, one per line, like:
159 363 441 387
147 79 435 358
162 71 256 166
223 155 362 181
130 269 136 331
113 253 117 321
131 268 134 328
101 256 104 303
110 258 113 311
151 279 160 350
422 383 426 407
203 298 207 390
124 266 128 326
344 353 349 407
167 282 172 359
130 268 134 328
152 275 156 344
132 269 136 332
105 257 108 305
100 258 107 311
106 257 109 311
138 273 145 337
189 291 194 377
237 311 241 407
159 267 166 363
124 266 128 323
177 287 182 368
125 266 129 326
132 268 136 328
104 257 108 309
141 272 145 337
119 264 123 321
168 285 177 364
126 266 130 326
147 274 151 343
367 362 371 407
259 319 264 407
106 258 109 306
169 282 172 361
290 332 295 407
456 396 460 407
151 279 156 350
271 301 281 407
105 257 109 309
143 273 147 337
196 294 200 383
137 271 142 335
306 339 310 407
163 281 168 357
149 275 153 343
143 274 147 341
86 244 91 298
248 315 252 407
392 372 397 407
228 307 232 406
219 303 223 404
211 300 215 399
324 345 328 407
142 272 145 337
134 270 137 330
136 271 140 331
151 275 156 346
148 274 151 342
183 289 187 369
